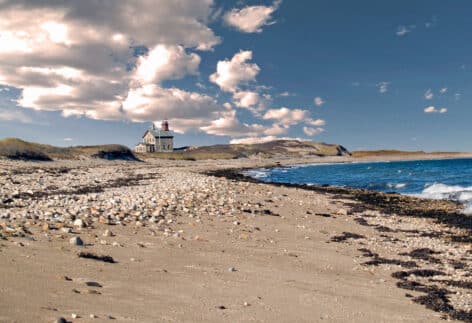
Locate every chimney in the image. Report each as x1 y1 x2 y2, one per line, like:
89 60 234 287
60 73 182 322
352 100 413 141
161 120 169 131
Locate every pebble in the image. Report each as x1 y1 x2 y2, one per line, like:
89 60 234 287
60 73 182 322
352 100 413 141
69 236 84 246
73 219 85 228
228 267 237 272
54 318 67 323
1 160 470 318
103 229 113 237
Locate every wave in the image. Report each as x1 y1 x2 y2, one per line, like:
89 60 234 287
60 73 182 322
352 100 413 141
387 183 407 189
414 183 472 214
243 170 269 179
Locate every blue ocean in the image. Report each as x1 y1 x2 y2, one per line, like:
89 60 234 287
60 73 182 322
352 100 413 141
245 158 472 214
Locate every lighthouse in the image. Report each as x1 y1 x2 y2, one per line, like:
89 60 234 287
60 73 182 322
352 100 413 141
134 120 174 153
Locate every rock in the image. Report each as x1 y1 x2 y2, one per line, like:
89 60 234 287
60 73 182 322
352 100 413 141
69 236 84 246
54 318 67 323
73 219 85 228
89 314 97 319
71 313 78 319
103 229 113 237
228 267 237 272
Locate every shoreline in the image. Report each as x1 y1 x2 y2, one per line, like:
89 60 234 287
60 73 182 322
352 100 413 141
0 157 471 322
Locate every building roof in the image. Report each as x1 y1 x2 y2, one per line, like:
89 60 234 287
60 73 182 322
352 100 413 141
143 129 174 138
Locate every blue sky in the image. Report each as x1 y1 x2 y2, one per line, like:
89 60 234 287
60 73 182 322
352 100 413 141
0 0 471 151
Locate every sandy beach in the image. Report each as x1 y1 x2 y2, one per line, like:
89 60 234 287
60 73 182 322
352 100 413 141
0 155 471 322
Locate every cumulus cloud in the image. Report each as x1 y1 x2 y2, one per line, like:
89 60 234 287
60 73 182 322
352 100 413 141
230 136 307 145
303 126 325 136
306 118 326 127
122 84 224 132
314 96 325 106
439 87 448 94
263 107 308 126
0 0 225 131
424 89 434 100
424 106 447 114
233 91 261 108
133 45 200 84
200 110 266 137
378 82 389 94
223 0 281 33
278 91 294 97
209 50 260 92
396 25 415 36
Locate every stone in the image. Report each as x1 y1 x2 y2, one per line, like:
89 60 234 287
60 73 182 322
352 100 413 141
73 219 85 228
103 229 113 237
54 318 67 323
69 236 84 246
228 267 237 272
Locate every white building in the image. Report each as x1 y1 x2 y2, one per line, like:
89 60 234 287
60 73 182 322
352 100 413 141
134 121 174 153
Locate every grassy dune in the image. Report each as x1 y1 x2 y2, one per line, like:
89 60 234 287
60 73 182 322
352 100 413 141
140 140 351 160
0 138 137 161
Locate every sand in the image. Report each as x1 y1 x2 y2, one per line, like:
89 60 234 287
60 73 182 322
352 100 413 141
0 155 470 322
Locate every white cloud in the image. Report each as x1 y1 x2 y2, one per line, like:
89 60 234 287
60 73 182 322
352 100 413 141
424 89 434 100
263 107 308 126
278 91 294 97
122 84 224 132
306 118 326 127
230 136 307 145
233 91 261 108
223 0 281 33
0 0 222 126
303 126 324 136
424 106 447 114
63 137 73 141
209 50 260 92
396 25 415 36
263 123 288 136
134 45 200 84
314 96 325 106
200 110 266 137
378 82 389 94
439 87 448 94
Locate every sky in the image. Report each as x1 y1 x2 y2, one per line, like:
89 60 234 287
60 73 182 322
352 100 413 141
0 0 471 151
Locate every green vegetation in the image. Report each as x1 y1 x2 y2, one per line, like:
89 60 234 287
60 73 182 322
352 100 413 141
0 138 138 161
0 138 52 161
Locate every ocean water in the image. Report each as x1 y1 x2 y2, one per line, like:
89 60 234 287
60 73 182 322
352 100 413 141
245 158 472 214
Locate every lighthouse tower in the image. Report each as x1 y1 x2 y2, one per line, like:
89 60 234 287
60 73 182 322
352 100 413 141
161 120 169 131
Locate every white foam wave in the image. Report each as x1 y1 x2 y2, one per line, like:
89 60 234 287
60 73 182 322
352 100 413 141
414 183 472 214
387 183 407 189
243 170 269 179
